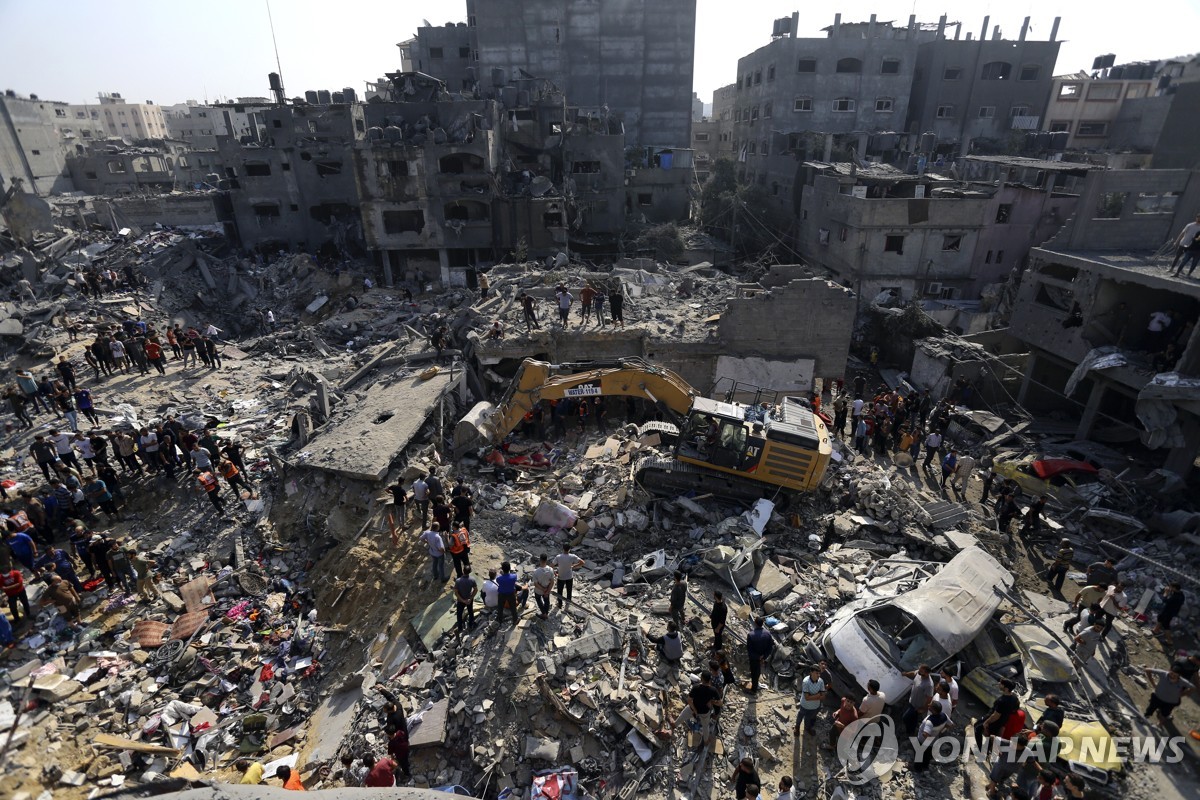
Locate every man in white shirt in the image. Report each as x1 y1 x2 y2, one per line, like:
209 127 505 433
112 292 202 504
1147 309 1173 351
1100 582 1128 638
937 668 960 715
411 475 430 527
1171 213 1200 276
552 544 584 609
921 431 943 471
49 429 81 472
858 679 887 718
530 554 555 620
774 776 794 800
481 568 499 619
418 522 446 582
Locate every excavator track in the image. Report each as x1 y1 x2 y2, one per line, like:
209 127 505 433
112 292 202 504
633 457 780 505
635 421 679 445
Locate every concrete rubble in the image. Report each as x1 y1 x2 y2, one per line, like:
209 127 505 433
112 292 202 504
0 218 1197 800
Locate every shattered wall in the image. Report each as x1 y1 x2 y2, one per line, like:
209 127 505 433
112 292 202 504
718 277 855 381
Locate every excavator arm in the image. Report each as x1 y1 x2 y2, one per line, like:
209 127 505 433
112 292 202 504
455 358 697 453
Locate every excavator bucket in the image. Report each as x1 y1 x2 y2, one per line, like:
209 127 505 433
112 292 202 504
454 401 498 456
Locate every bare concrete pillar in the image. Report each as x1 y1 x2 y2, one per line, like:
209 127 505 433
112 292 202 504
791 11 799 38
1019 17 1031 41
868 14 877 39
954 22 962 40
992 26 1001 41
832 13 841 38
1050 17 1062 42
1017 352 1037 406
823 134 834 161
1075 381 1105 439
980 16 990 42
438 248 451 286
315 377 332 419
937 14 947 39
382 251 394 287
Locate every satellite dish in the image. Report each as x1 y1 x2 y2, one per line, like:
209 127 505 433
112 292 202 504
121 136 134 146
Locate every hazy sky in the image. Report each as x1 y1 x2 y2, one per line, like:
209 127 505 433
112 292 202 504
1 0 1196 107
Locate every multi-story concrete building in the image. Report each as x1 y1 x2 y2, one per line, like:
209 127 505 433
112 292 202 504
0 91 79 194
1043 72 1155 150
796 155 1092 305
165 101 271 150
1106 55 1200 169
907 16 1062 156
1007 167 1200 476
92 93 169 140
397 22 476 93
465 0 697 148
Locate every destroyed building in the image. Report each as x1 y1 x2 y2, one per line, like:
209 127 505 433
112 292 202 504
1008 167 1200 474
219 73 690 278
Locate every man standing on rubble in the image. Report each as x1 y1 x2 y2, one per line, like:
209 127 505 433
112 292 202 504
795 664 827 737
531 554 554 620
454 565 477 633
555 287 573 327
496 561 523 627
710 591 728 652
608 285 625 327
196 469 225 515
745 616 775 692
1046 539 1074 593
579 282 596 325
900 664 935 736
419 522 447 583
921 430 943 472
553 544 584 609
520 292 540 331
447 524 471 578
833 393 848 437
669 570 688 631
411 474 430 527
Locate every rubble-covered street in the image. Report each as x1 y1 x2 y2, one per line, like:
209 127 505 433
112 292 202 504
0 213 1197 800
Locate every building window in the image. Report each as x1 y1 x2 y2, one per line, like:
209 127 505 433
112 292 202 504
1058 83 1081 99
836 58 862 74
383 210 425 233
996 203 1012 223
875 98 893 113
754 69 762 85
1077 121 1108 137
750 106 759 122
637 193 652 206
936 105 954 118
748 141 756 155
1126 84 1149 99
996 249 1005 263
736 76 743 90
942 234 962 251
884 235 905 253
1095 192 1127 218
244 162 271 177
75 111 85 118
797 57 816 73
1009 105 1030 118
54 108 65 117
881 58 901 74
429 47 444 58
1087 83 1121 101
763 101 772 118
833 97 855 113
985 250 993 264
767 64 776 81
794 97 812 112
30 149 41 155
760 139 769 156
694 132 710 142
459 46 470 58
734 109 742 122
1134 191 1180 214
943 67 962 80
980 61 1012 80
1019 65 1040 81
1049 121 1071 132
978 106 995 118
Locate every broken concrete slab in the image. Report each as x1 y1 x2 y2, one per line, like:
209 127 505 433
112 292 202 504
754 560 792 601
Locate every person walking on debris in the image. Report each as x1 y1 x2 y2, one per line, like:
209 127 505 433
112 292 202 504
608 285 625 326
939 448 958 489
1064 582 1108 635
974 677 1018 755
1019 495 1048 536
531 554 554 620
553 544 584 609
1099 581 1128 638
419 522 447 583
450 479 474 529
832 393 847 437
2 566 32 625
745 616 775 692
921 430 943 472
593 289 606 327
496 561 524 627
949 452 975 494
1153 582 1185 643
1046 539 1074 592
555 287 572 327
997 491 1020 535
447 523 471 578
411 474 430 527
682 670 722 747
454 565 477 633
979 466 996 505
1142 664 1193 724
219 456 255 499
196 469 226 515
520 291 540 331
388 480 408 527
1071 621 1104 666
710 590 728 651
730 758 762 800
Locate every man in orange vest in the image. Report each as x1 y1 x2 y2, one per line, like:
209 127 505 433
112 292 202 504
218 457 255 499
447 524 471 578
196 470 225 514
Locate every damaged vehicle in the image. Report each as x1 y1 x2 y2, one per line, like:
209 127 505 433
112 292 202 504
806 547 1014 702
991 455 1103 506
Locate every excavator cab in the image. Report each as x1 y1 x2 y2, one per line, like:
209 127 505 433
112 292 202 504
676 398 755 471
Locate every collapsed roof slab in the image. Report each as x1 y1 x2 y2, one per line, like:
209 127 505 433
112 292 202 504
300 369 462 482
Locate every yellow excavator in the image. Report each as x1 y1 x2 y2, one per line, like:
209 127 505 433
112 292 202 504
455 358 831 501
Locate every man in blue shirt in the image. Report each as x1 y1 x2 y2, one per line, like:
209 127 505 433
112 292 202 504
496 562 523 627
746 616 776 692
5 529 38 574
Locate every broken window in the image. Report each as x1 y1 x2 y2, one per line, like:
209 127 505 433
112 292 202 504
281 162 291 171
637 193 652 206
736 76 743 90
382 210 425 233
833 98 855 113
980 61 1012 80
1087 83 1121 100
315 161 342 177
942 234 962 251
936 105 954 119
734 109 742 122
884 235 905 253
429 47 444 58
978 106 995 118
444 201 489 221
794 97 812 112
253 203 280 218
1019 65 1041 81
943 67 962 80
763 102 772 118
244 162 271 177
459 46 470 58
996 204 1012 223
388 160 410 176
107 160 127 174
1077 121 1108 137
272 119 283 128
875 98 894 113
985 250 993 264
440 153 485 174
1058 83 1080 99
881 58 901 74
543 211 564 227
996 250 1005 263
767 64 776 81
760 139 769 156
1134 192 1180 214
750 107 759 122
84 171 98 180
797 57 816 73
836 58 862 74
